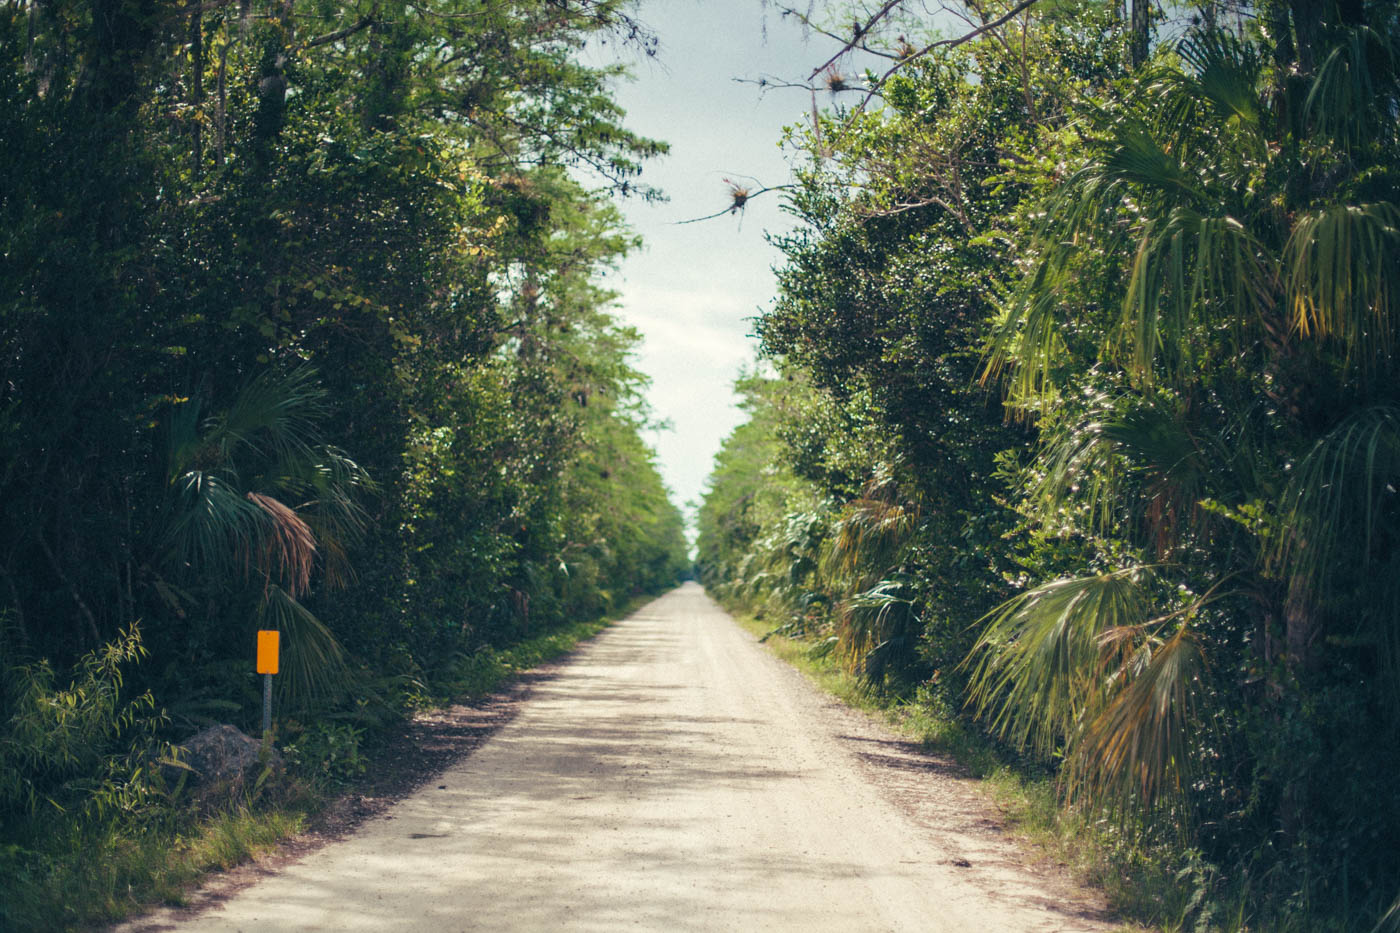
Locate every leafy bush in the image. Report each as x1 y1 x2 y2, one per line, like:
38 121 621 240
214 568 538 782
0 625 170 825
283 722 367 786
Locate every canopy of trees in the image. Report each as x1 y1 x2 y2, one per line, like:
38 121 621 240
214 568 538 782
0 0 686 924
698 0 1400 927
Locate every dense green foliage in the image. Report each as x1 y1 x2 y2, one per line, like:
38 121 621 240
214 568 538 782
699 0 1400 927
0 0 685 925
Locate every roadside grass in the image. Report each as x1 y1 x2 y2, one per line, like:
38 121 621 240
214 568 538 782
438 613 618 702
1 798 310 932
2 595 655 932
731 610 1250 933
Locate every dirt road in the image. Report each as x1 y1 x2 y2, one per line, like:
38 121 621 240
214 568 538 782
147 583 1114 932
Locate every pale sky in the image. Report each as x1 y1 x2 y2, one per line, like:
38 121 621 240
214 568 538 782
582 1 835 532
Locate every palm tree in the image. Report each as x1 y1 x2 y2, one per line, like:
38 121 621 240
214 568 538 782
821 464 925 682
972 18 1400 821
156 367 372 705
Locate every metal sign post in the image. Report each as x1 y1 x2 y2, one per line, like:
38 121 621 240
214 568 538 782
257 630 280 741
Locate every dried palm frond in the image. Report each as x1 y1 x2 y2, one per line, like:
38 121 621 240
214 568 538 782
1068 624 1203 815
246 492 316 597
823 464 920 591
964 569 1151 754
837 578 920 683
965 567 1226 819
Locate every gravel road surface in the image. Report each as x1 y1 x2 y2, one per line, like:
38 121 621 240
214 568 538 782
139 583 1115 932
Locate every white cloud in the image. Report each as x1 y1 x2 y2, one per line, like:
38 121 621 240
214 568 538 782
580 0 834 524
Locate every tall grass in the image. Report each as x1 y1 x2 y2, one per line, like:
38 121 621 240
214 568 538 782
0 790 310 930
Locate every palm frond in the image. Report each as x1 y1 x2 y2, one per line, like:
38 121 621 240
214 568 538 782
1031 394 1228 554
964 568 1152 754
823 466 919 590
1175 30 1264 129
162 471 268 581
966 567 1223 818
983 111 1139 400
161 368 374 592
988 110 1272 400
261 585 356 710
1117 207 1275 384
1101 118 1208 204
245 493 317 597
313 535 355 592
210 367 327 466
1284 201 1400 363
837 578 921 683
283 446 374 589
1030 402 1130 537
1305 26 1395 154
1069 624 1203 816
986 257 1072 406
1273 404 1400 598
271 443 374 503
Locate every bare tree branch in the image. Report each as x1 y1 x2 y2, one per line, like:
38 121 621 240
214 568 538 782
300 13 376 50
853 0 1044 111
673 181 794 225
684 0 1045 225
735 74 873 96
770 1 907 77
755 0 1046 121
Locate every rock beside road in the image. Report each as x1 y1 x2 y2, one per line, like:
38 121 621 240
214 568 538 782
174 725 282 798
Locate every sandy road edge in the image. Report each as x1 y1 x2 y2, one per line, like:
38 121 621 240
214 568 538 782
723 599 1137 932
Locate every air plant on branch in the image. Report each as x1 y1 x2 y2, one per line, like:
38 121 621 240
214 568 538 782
723 178 751 214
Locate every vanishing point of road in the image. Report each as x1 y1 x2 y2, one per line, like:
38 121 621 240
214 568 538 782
133 583 1114 932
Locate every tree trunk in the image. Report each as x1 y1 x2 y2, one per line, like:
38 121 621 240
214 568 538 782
77 0 158 117
1129 0 1150 68
1265 0 1295 72
189 2 204 176
1284 578 1316 675
1278 574 1317 839
253 0 297 162
215 41 228 165
1287 0 1326 74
